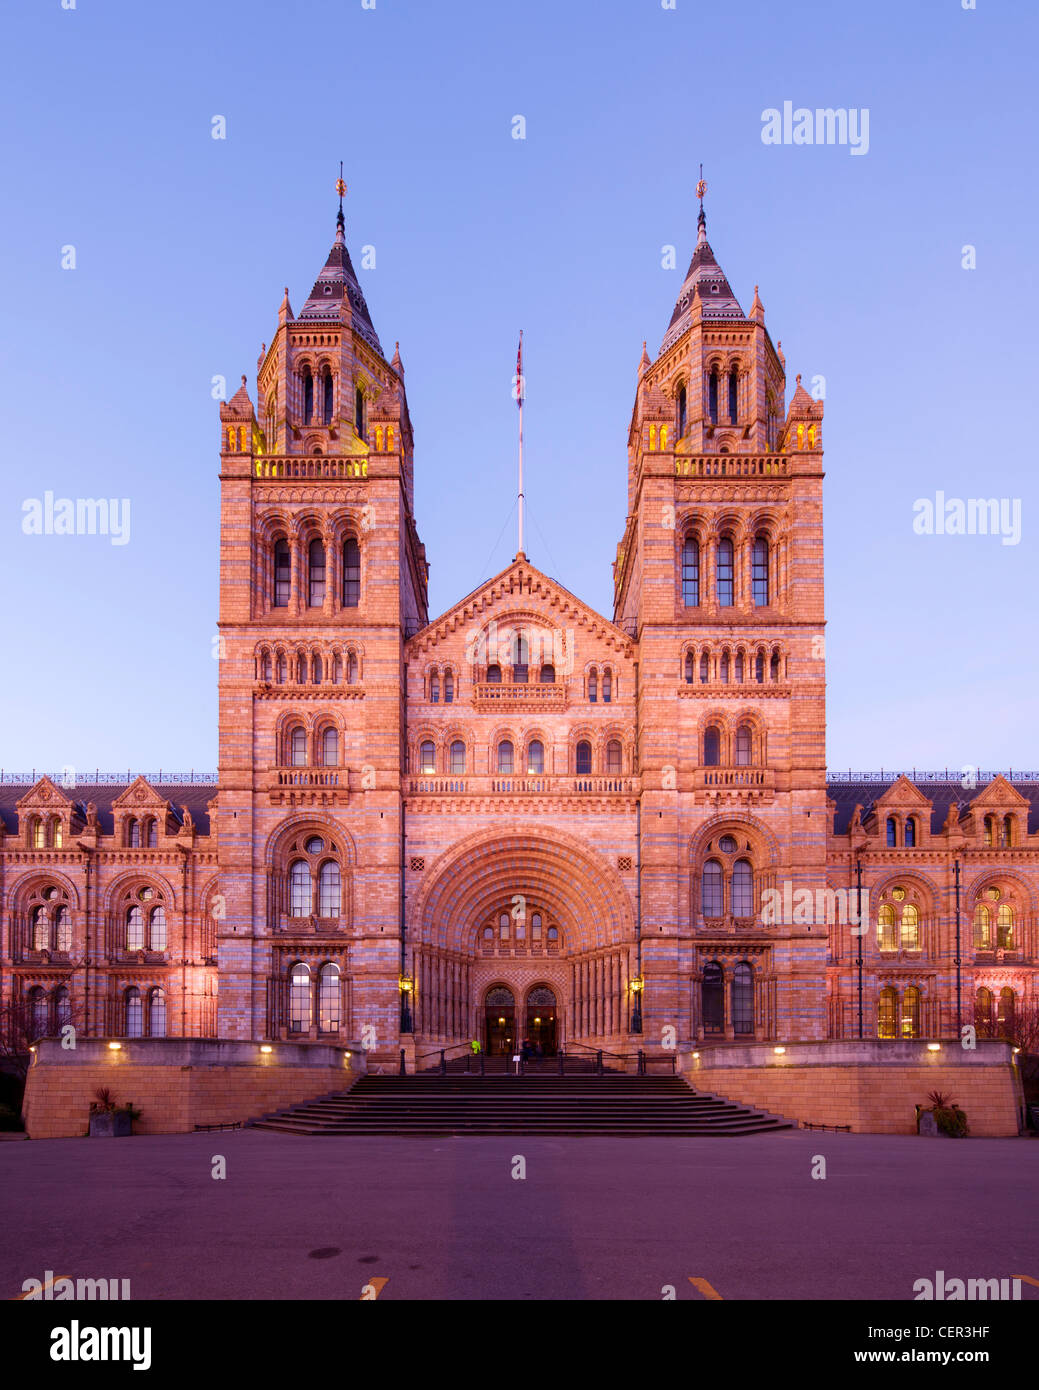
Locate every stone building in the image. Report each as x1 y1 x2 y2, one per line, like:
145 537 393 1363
2 194 1036 1068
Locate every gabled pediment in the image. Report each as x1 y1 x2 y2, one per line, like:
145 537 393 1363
406 556 634 660
110 776 171 813
870 774 934 811
965 774 1031 813
15 776 73 812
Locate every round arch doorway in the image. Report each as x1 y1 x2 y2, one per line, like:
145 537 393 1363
524 985 558 1057
484 986 516 1055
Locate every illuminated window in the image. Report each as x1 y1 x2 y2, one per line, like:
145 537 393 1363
983 815 995 847
716 537 734 606
149 906 167 952
877 987 897 1038
319 964 341 1033
450 740 466 775
752 537 769 606
900 903 919 950
997 904 1014 949
576 741 592 776
703 726 720 767
732 859 753 917
527 740 544 775
997 987 1015 1036
877 904 896 951
702 860 723 917
289 861 311 917
125 987 143 1039
30 817 45 850
973 903 992 949
682 537 700 607
901 986 920 1038
149 988 166 1038
498 740 514 774
419 741 435 775
322 727 338 766
126 906 144 952
51 819 63 849
308 539 326 607
342 537 360 607
975 986 993 1031
290 964 311 1032
318 861 341 917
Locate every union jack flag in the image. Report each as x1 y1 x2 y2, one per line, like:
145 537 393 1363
515 330 524 406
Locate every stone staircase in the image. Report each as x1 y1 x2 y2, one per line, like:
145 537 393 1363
250 1072 793 1137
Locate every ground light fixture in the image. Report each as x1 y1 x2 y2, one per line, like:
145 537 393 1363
926 1043 941 1052
107 1041 122 1051
259 1045 273 1054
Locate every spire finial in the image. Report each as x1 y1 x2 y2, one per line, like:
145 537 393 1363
696 162 707 229
335 161 347 240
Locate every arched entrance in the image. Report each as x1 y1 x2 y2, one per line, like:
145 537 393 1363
525 985 558 1056
484 986 515 1055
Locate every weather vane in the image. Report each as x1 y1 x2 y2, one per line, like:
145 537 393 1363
696 163 707 209
336 161 347 211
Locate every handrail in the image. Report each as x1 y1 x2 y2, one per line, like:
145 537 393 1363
416 1039 476 1063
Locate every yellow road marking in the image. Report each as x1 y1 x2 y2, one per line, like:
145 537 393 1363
360 1276 389 1300
688 1276 723 1301
14 1274 72 1301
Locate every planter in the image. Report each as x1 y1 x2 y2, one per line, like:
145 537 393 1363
88 1111 134 1138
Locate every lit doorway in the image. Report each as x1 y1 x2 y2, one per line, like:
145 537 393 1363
484 986 515 1054
525 985 557 1056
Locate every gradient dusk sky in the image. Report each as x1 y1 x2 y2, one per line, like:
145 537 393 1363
1 0 1036 774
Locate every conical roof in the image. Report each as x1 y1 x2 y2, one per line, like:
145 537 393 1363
661 208 744 353
298 207 382 355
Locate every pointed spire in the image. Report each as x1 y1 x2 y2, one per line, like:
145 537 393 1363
278 286 293 326
638 340 651 378
297 169 382 353
391 341 403 375
750 283 765 323
776 338 786 368
661 171 743 353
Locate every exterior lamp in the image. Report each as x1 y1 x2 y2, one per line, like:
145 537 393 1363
498 1016 506 1026
629 976 644 1035
259 1044 273 1054
926 1043 941 1053
773 1046 786 1055
399 974 414 1035
107 1041 122 1051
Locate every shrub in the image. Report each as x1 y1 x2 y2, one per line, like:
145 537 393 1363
927 1089 969 1137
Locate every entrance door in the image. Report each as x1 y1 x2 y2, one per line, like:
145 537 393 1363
484 986 515 1054
525 986 557 1056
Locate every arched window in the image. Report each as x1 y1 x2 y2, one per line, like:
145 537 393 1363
602 669 612 703
682 536 700 608
450 740 466 775
728 367 739 424
342 537 360 607
720 651 730 684
347 652 358 684
588 670 597 702
430 673 440 703
27 987 47 1041
497 740 514 774
731 859 753 917
770 650 780 682
703 726 720 767
877 904 896 951
312 654 323 685
677 384 687 437
125 987 143 1039
128 818 141 849
539 664 555 684
290 964 311 1032
55 986 72 1029
877 987 897 1039
1003 815 1014 847
277 653 288 683
975 987 993 1032
751 537 769 607
886 817 897 848
55 907 71 953
148 988 166 1038
547 925 559 943
716 537 734 606
319 964 341 1033
126 906 144 952
307 539 325 607
322 369 334 425
149 906 167 952
322 727 338 766
901 903 919 950
486 663 502 684
289 727 307 767
302 368 314 424
734 725 752 766
354 387 365 438
531 912 543 940
527 740 544 775
982 814 994 846
901 986 920 1038
318 861 341 917
30 817 44 849
574 740 592 775
32 907 49 952
684 651 694 684
702 860 723 917
997 904 1014 950
732 961 753 1034
702 961 723 1033
513 635 529 683
904 817 916 848
289 861 311 917
973 903 992 950
51 819 63 849
418 740 436 775
708 369 719 425
606 740 622 775
274 539 290 607
145 818 158 848
997 987 1015 1036
699 652 709 684
444 670 455 702
734 651 744 683
754 651 765 683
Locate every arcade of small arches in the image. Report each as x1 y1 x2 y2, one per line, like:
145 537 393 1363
682 642 786 687
679 525 784 610
255 642 362 687
697 717 766 770
257 517 363 614
275 714 345 772
408 729 634 779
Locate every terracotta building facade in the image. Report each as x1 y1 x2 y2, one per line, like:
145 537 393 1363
2 198 1036 1067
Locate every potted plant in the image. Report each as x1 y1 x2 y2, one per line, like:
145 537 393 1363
88 1086 141 1137
923 1089 969 1138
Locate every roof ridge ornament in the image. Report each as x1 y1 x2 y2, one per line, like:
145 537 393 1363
696 164 707 245
335 161 347 245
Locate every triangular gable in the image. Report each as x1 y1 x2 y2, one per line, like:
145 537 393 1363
15 775 73 812
110 776 172 813
870 774 934 812
407 556 634 659
964 774 1031 813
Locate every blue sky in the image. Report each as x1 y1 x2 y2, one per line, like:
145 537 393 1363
1 0 1035 774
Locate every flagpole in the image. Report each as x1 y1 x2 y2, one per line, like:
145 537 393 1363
517 329 525 557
